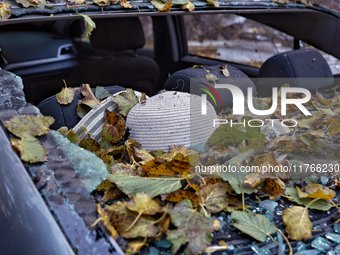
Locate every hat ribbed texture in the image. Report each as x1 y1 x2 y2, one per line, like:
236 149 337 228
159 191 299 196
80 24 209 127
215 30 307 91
126 91 218 152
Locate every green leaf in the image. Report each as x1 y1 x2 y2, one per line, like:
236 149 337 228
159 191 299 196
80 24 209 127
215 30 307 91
95 86 111 99
151 0 167 10
172 0 188 4
222 170 254 195
166 200 214 254
76 103 91 119
207 125 265 148
11 135 48 163
67 130 79 143
78 14 96 37
107 174 182 198
112 88 139 116
285 187 332 211
229 149 254 164
231 211 277 242
4 115 54 138
298 116 323 129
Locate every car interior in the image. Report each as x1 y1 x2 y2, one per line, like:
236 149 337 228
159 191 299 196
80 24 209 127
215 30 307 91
0 14 338 130
1 8 340 255
1 14 337 131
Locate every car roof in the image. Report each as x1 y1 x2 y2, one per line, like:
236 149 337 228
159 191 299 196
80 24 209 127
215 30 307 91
2 0 340 63
3 0 340 24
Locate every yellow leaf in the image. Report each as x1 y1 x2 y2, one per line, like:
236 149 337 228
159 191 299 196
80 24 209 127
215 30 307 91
126 240 148 254
206 73 218 82
81 84 101 109
329 117 340 135
213 219 220 231
120 0 132 8
207 0 219 6
127 193 163 215
221 65 230 77
96 204 119 239
11 135 48 163
68 0 86 4
160 0 172 11
4 115 54 138
0 2 11 20
297 184 336 200
180 1 194 11
56 82 76 105
262 178 283 199
94 0 110 5
282 206 312 241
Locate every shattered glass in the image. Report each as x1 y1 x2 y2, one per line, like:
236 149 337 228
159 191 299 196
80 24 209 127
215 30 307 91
50 130 108 192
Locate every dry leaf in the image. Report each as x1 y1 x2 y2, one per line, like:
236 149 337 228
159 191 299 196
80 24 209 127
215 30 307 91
102 109 126 143
142 158 190 177
180 1 194 11
4 115 54 138
262 178 283 199
120 0 132 8
126 193 163 215
282 206 312 241
329 117 340 135
68 0 86 4
81 84 100 109
11 135 48 163
213 219 220 231
104 201 159 238
221 65 230 77
297 184 336 200
94 0 110 5
163 190 199 205
126 240 148 254
206 73 219 82
0 2 11 20
79 137 101 153
96 203 119 239
112 88 139 116
197 182 229 215
166 200 214 254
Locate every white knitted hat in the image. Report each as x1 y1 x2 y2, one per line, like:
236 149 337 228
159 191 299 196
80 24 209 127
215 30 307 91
126 91 218 152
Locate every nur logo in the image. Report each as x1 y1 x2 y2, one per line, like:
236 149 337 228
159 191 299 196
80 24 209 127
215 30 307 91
200 84 312 116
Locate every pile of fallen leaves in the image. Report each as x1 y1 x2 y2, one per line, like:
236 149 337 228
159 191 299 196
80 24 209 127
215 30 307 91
4 81 340 255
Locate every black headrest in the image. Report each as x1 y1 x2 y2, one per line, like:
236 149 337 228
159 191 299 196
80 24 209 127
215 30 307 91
257 48 334 97
163 65 256 112
90 18 145 51
38 86 125 130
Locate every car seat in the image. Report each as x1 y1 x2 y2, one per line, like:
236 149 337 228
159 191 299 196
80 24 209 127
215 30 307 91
257 48 334 97
67 17 160 96
38 86 125 130
163 64 256 112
